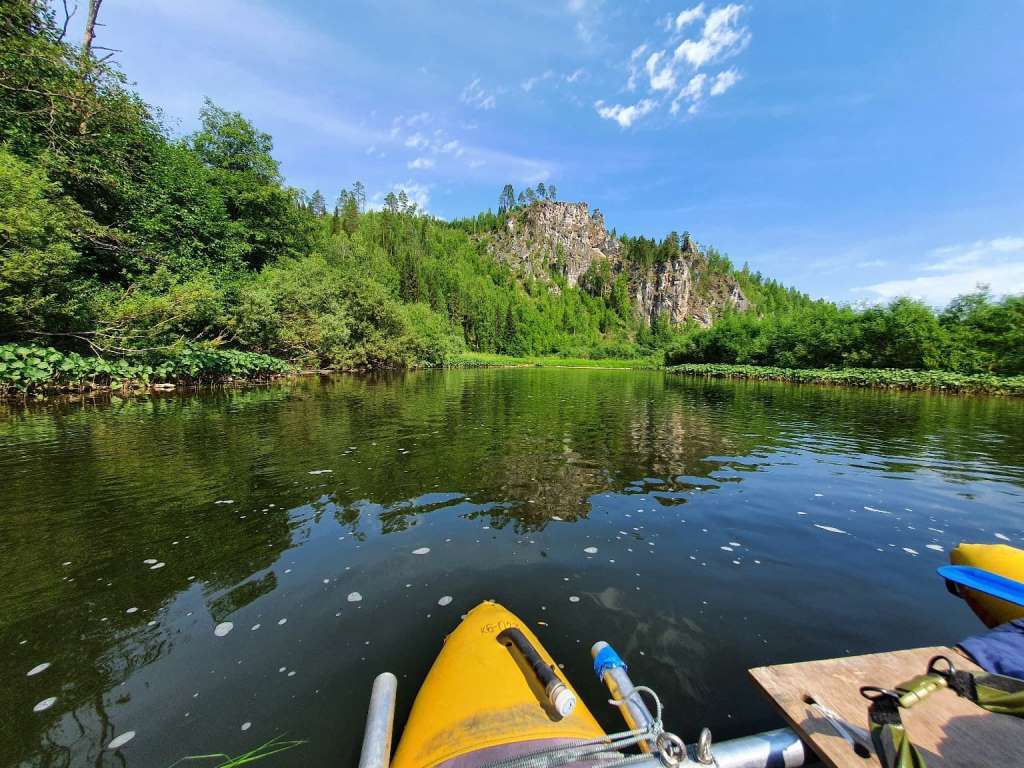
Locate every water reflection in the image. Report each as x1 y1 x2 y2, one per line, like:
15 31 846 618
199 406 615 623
1 370 1022 766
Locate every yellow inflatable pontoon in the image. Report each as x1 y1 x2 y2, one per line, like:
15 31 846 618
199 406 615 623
391 601 605 768
950 543 1024 627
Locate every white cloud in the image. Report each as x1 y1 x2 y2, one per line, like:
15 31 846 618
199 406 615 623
568 0 602 44
460 78 496 110
673 3 706 32
440 139 464 156
709 67 742 95
407 157 435 170
674 3 750 68
404 132 429 149
645 51 677 92
670 73 706 114
565 68 587 84
626 44 649 91
594 98 657 128
859 237 1024 305
522 70 555 92
601 4 749 127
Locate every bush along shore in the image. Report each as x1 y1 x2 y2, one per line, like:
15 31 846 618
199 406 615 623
0 344 293 399
667 363 1024 396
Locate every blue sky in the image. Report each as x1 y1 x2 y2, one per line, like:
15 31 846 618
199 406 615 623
65 1 1024 306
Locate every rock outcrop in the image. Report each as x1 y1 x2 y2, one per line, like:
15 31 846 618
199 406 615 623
488 201 748 327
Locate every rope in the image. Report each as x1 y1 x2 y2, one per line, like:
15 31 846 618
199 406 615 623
479 686 683 768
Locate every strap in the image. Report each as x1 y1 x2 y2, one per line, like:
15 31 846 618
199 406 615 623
862 689 928 768
861 656 1024 768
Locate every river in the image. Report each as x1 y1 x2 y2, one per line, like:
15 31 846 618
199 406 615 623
2 369 1023 766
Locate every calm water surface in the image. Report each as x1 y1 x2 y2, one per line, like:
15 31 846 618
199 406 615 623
2 369 1023 767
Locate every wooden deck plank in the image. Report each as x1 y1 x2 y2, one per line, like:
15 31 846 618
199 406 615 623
749 646 1024 768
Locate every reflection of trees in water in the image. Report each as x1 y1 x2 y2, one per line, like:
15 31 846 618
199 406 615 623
4 371 1023 765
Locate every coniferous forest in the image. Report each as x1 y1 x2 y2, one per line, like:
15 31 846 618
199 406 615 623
0 0 1021 397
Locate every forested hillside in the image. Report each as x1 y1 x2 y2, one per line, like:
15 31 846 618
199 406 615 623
0 0 1021 397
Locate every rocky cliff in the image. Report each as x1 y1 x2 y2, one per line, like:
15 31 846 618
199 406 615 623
488 201 748 327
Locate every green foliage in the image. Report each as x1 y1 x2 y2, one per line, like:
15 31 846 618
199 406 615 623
0 147 88 334
0 343 291 396
667 294 1023 375
667 363 1024 396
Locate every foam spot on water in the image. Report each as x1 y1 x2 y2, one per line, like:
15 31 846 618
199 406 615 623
583 547 598 554
720 546 733 552
729 542 741 547
348 592 363 603
308 469 333 475
287 670 296 677
568 596 580 603
126 607 138 614
814 493 824 497
814 525 847 534
251 624 260 631
995 533 1010 541
412 547 431 555
241 722 252 731
214 622 234 637
277 618 287 625
107 732 135 749
215 500 234 505
902 547 919 556
33 697 57 713
438 596 453 606
150 562 165 570
143 559 157 565
926 544 944 552
27 663 50 677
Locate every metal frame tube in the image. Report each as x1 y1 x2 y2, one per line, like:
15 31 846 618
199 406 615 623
358 672 398 768
706 727 810 768
624 728 811 768
591 641 658 752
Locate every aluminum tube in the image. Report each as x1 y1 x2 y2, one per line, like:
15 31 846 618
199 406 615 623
628 728 812 768
358 672 398 768
591 641 657 752
708 727 811 768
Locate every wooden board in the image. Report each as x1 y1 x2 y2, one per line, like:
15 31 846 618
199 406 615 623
750 646 1024 768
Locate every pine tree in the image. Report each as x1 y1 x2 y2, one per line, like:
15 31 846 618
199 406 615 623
548 185 557 201
517 191 527 206
341 194 359 235
352 181 366 213
536 182 546 200
309 189 326 218
498 184 515 214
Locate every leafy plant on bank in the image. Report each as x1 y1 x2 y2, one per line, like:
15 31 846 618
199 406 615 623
0 343 291 396
667 363 1024 396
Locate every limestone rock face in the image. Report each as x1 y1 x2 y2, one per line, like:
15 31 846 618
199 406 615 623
489 201 748 327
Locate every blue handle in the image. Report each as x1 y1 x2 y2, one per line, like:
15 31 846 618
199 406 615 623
938 565 1024 607
593 643 627 679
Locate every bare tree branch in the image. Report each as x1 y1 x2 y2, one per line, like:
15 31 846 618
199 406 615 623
59 0 78 42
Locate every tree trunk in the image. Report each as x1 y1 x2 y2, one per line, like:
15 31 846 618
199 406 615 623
81 0 103 64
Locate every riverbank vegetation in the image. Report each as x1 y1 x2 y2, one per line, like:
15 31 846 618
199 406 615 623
666 293 1023 375
668 363 1024 396
448 352 660 369
1 1 1022 399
